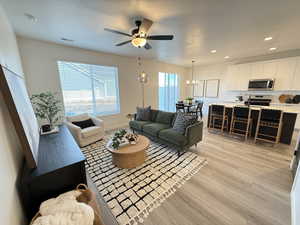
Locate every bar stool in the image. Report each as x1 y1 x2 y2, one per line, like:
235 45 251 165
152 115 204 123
254 109 283 144
209 104 228 132
229 106 252 140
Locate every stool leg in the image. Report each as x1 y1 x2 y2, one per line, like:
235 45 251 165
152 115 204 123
254 111 262 143
275 112 284 144
221 110 226 133
245 111 252 141
245 120 250 141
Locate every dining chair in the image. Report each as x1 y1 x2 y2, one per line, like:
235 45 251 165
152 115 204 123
189 101 203 119
176 103 186 113
254 109 283 144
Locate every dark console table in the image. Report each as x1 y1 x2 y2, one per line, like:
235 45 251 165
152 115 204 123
19 125 86 219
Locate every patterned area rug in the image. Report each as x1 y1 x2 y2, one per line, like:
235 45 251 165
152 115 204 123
81 139 207 225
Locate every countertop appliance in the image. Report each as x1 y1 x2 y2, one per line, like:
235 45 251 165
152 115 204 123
248 79 274 91
244 95 272 106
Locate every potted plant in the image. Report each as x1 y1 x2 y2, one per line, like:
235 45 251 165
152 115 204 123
30 92 62 132
186 97 194 105
111 129 127 149
110 129 138 149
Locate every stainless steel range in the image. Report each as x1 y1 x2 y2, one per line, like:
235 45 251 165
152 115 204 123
244 95 272 106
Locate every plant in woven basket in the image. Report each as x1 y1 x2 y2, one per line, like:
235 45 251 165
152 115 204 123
111 129 127 149
30 92 62 129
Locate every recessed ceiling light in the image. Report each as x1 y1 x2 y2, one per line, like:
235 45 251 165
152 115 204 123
269 47 277 51
24 13 37 23
61 38 74 42
264 37 273 41
210 50 217 53
224 56 230 59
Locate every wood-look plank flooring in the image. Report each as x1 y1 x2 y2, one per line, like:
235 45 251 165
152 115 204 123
142 127 295 225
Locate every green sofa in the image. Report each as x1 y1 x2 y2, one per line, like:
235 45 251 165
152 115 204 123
129 109 203 156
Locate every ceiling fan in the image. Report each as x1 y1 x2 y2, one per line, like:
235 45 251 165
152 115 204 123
104 18 174 50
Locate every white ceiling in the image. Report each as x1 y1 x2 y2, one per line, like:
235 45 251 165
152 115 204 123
1 0 300 67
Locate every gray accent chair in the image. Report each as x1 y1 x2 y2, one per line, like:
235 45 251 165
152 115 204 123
129 109 203 156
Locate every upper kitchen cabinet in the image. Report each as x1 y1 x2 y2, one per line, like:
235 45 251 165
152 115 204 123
274 58 297 90
225 56 300 91
238 64 251 90
291 58 300 90
225 65 238 90
226 64 249 90
250 62 264 79
263 61 278 79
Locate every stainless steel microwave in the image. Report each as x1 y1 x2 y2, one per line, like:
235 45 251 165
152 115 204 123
248 79 274 90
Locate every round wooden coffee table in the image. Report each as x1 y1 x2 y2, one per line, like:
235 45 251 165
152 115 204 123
107 135 150 169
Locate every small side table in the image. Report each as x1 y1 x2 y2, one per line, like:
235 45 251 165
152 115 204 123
126 113 135 121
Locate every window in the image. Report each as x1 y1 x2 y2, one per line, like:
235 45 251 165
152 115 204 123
57 61 120 116
158 72 179 112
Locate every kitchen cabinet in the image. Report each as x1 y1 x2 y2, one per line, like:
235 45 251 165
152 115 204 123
263 61 278 78
291 58 300 91
226 64 249 90
250 62 264 79
237 64 251 90
225 56 300 91
274 58 297 90
225 65 238 90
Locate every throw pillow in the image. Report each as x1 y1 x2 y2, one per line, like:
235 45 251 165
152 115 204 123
136 106 151 121
172 112 197 135
72 119 95 129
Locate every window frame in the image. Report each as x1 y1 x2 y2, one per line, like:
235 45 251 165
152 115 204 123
57 60 121 117
158 72 180 112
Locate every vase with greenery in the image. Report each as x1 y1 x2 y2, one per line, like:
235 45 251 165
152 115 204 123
111 129 127 149
30 92 62 130
186 97 194 105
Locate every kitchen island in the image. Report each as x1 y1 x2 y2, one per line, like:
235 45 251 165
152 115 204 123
208 103 299 145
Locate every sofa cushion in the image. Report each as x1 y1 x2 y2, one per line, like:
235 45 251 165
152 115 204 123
150 109 159 122
172 111 198 134
136 106 151 121
159 128 188 147
81 126 102 138
129 120 151 131
155 111 175 125
143 123 170 137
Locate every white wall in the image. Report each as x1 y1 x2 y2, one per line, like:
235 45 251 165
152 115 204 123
0 4 26 225
17 37 188 129
185 63 236 115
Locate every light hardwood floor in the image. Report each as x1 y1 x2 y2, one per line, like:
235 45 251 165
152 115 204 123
143 127 295 225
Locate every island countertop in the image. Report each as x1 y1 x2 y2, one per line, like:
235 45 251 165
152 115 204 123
209 102 300 114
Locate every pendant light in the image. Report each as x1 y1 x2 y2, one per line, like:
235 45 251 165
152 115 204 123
186 60 196 85
137 57 148 107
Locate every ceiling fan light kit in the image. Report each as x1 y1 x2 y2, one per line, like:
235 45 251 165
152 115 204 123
131 37 147 48
104 18 174 50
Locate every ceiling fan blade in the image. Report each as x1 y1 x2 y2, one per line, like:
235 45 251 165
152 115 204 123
147 35 174 40
139 18 153 34
115 40 132 46
144 43 152 50
104 28 132 37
